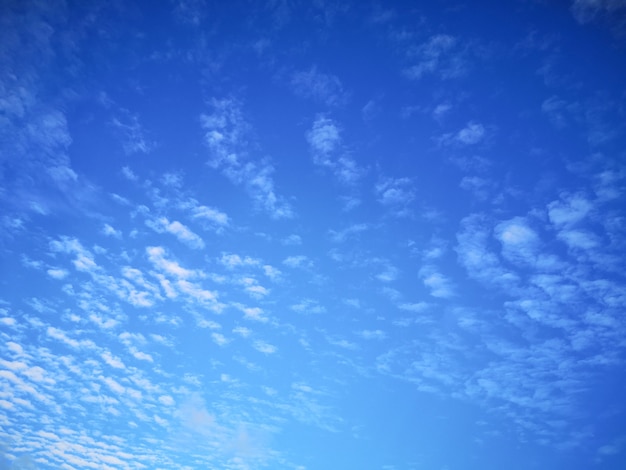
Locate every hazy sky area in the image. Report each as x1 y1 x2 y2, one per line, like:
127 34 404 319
1 0 626 469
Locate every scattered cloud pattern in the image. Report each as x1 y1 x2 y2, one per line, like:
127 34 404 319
1 1 625 470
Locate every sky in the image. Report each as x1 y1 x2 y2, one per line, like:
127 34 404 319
1 0 626 469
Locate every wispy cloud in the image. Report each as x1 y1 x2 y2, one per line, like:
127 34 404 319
419 265 455 298
404 34 467 80
253 340 277 354
192 204 229 227
375 177 415 216
494 217 541 266
146 245 198 279
306 116 363 184
219 253 260 269
282 255 313 269
201 98 293 218
147 217 205 249
357 329 387 340
548 193 593 227
291 66 347 107
570 0 626 24
110 111 156 155
291 299 326 314
439 121 486 146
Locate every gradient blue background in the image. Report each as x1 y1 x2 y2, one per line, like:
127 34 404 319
1 1 626 469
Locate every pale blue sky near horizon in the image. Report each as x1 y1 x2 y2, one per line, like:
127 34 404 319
1 1 626 469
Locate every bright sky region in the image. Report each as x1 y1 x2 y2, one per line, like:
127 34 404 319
1 1 626 469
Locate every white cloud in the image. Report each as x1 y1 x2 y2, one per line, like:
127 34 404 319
152 217 205 249
291 299 326 314
283 255 312 269
196 318 221 329
327 337 358 350
47 268 69 280
102 351 125 369
459 176 494 202
233 326 252 337
110 111 155 155
307 116 341 159
246 284 269 298
433 102 452 121
253 340 277 354
558 229 599 250
404 34 465 80
121 166 138 181
263 264 281 281
201 98 293 219
376 265 398 283
0 317 17 327
362 99 379 121
219 253 259 269
282 234 302 245
438 121 486 147
456 214 520 288
329 223 369 243
178 280 220 307
306 116 363 185
376 177 415 216
49 237 99 273
291 66 346 107
496 218 538 246
419 266 455 298
456 122 485 145
570 0 626 23
541 95 579 128
234 303 268 322
398 302 429 313
193 204 229 226
102 223 122 239
212 332 229 346
146 246 197 279
358 329 387 340
495 217 542 267
47 326 96 350
376 178 414 205
548 193 593 227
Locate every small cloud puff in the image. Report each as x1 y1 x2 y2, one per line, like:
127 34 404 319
158 218 205 249
219 253 259 269
283 255 312 269
495 217 542 267
438 121 485 147
456 122 485 145
146 246 198 280
102 223 122 239
192 204 229 227
47 268 69 280
307 116 341 160
291 66 347 107
495 218 539 246
548 193 593 227
291 299 326 314
212 332 230 346
282 234 302 245
376 177 415 216
404 34 466 80
570 0 626 24
419 266 455 298
358 329 387 340
306 116 363 184
201 98 293 219
253 340 277 354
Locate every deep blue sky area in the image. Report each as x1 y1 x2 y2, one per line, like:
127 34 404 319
1 1 626 469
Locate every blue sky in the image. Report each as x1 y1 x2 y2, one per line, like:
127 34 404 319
1 0 626 469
